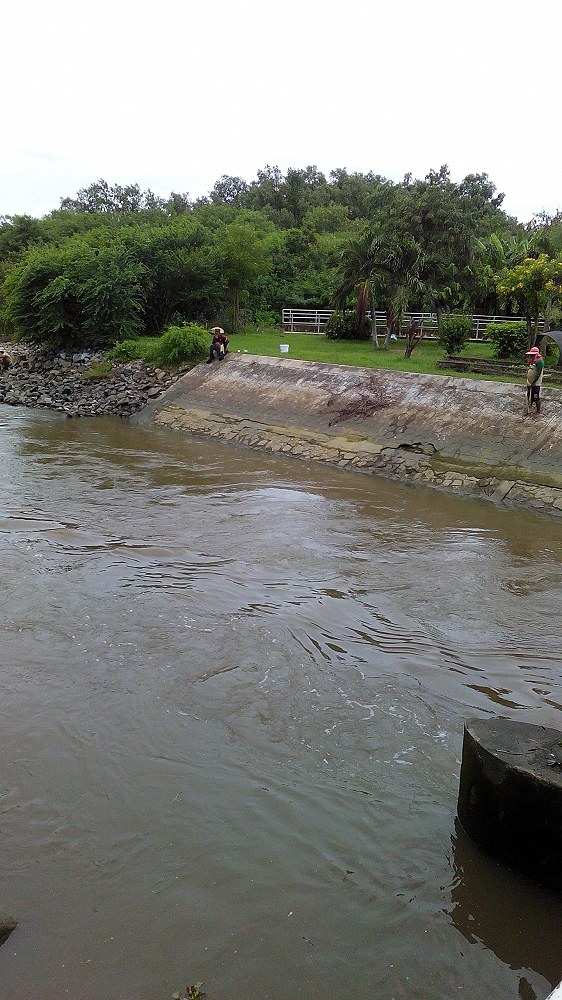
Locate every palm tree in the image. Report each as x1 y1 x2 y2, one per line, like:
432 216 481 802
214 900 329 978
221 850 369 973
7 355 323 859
334 229 381 345
335 229 425 349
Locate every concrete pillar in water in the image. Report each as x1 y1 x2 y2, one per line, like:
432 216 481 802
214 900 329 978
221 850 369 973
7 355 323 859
0 918 17 947
457 718 562 893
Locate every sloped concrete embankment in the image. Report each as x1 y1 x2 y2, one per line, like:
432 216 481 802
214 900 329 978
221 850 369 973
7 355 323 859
134 355 562 517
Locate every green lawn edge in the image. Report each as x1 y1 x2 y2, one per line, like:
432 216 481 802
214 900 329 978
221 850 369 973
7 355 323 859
224 330 523 384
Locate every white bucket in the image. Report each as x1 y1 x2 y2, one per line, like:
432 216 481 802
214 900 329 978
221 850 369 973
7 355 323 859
279 344 289 354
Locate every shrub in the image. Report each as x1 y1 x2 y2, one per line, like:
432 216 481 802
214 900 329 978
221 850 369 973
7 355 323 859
325 310 371 341
437 314 473 355
146 324 208 367
1 242 146 350
109 339 142 362
253 309 280 328
486 321 528 360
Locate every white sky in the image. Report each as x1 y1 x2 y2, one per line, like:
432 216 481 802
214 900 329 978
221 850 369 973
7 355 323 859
2 0 561 223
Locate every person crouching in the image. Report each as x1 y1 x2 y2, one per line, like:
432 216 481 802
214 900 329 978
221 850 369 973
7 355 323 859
207 327 229 364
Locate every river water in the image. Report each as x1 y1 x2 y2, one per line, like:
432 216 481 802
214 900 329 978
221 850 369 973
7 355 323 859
0 405 561 1000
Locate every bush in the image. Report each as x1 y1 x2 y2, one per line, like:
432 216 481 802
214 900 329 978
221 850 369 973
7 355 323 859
253 308 280 328
325 310 371 341
109 339 142 362
437 314 472 355
146 324 208 367
1 242 146 350
486 321 528 360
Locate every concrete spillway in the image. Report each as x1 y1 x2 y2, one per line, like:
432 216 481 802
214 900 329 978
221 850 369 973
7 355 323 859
134 355 562 516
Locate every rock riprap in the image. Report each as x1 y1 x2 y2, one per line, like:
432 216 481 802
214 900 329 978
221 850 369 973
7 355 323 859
0 345 183 417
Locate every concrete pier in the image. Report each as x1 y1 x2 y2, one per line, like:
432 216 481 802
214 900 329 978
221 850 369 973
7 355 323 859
0 918 17 947
457 719 562 892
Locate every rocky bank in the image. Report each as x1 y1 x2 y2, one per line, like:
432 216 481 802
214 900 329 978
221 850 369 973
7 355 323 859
0 343 184 417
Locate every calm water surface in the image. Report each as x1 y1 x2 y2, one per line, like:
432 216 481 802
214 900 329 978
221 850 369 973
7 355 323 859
0 405 561 1000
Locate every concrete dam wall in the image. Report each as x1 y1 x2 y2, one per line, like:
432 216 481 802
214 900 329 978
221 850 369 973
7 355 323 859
134 355 562 517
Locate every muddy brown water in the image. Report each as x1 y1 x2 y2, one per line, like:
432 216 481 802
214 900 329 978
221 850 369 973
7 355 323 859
0 405 561 1000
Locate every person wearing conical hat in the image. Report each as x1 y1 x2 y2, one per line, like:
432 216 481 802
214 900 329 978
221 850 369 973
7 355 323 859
524 346 544 416
206 326 229 364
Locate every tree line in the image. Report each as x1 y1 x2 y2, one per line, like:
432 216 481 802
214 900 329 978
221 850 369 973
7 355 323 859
0 165 560 351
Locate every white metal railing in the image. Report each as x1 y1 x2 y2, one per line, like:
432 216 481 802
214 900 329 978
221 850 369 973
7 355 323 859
281 308 341 333
281 308 543 342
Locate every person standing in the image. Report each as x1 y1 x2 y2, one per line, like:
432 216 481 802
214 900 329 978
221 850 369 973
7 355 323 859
525 346 545 416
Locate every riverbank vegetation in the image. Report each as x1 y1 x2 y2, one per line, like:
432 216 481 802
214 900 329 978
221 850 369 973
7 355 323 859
0 167 561 360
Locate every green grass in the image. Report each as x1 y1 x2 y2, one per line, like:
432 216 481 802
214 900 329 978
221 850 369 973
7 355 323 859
226 328 520 381
81 359 114 380
111 327 532 384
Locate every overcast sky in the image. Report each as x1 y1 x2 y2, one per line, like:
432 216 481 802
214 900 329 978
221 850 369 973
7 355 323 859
2 0 561 222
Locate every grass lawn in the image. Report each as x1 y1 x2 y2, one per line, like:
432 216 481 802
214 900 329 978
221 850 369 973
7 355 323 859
127 327 530 384
226 329 520 382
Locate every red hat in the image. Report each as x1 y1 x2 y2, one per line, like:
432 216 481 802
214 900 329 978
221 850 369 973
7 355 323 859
525 347 541 357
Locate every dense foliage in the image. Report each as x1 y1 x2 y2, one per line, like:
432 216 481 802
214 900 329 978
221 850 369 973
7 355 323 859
485 321 529 360
325 310 371 341
437 314 473 355
149 324 209 366
495 255 562 347
109 325 209 366
1 165 561 353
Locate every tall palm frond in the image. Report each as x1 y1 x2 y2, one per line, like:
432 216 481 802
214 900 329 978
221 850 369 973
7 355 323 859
335 229 425 345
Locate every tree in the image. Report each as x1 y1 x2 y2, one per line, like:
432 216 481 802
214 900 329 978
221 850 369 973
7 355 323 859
495 255 562 347
73 245 146 344
165 192 192 216
259 226 336 314
472 230 533 313
382 238 425 353
60 179 166 214
1 163 523 351
243 165 330 228
302 203 353 234
210 176 250 206
335 228 425 350
334 230 383 346
283 169 308 227
127 224 222 333
0 215 45 263
219 224 269 330
1 240 146 348
328 168 394 220
528 219 562 258
378 166 513 319
246 165 285 219
2 245 79 344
